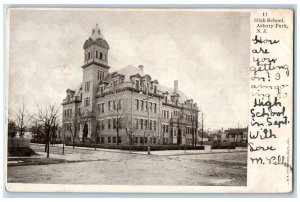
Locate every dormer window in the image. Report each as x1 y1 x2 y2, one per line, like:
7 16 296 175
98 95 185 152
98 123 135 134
100 52 103 60
154 86 157 94
88 52 91 60
96 50 98 58
113 80 118 92
136 80 140 90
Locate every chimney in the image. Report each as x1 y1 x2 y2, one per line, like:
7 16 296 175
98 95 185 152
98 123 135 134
138 65 144 72
174 80 178 94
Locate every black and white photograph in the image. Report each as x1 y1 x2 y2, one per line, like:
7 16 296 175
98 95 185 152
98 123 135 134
6 8 254 190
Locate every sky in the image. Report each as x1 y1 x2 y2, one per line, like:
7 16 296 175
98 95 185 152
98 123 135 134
8 9 250 130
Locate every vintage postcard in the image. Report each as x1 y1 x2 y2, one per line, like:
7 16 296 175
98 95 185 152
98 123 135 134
5 8 293 193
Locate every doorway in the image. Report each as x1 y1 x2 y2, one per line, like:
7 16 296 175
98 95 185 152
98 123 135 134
82 122 88 143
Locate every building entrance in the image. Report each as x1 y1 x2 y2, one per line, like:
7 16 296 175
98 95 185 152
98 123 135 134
177 129 182 145
82 123 88 142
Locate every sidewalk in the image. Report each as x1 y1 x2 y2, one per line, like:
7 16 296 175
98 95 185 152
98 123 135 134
32 143 247 156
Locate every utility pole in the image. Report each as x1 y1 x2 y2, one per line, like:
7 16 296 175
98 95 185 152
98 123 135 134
146 83 151 155
62 128 65 155
201 112 204 147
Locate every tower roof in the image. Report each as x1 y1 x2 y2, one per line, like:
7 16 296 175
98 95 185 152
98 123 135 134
90 24 105 41
83 24 109 49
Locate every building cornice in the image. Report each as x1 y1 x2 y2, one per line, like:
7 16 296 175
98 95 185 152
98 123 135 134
162 102 199 112
95 87 164 99
81 60 110 70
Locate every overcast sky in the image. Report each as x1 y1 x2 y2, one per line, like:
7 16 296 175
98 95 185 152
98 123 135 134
8 9 250 130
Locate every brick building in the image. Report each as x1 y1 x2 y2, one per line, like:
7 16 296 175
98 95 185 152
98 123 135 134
62 24 199 145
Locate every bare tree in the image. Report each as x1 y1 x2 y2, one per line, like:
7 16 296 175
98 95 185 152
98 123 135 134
32 102 61 158
93 119 104 150
109 97 126 145
122 115 137 153
70 117 79 148
15 103 31 138
198 111 206 147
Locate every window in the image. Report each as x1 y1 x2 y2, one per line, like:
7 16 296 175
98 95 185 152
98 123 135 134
118 99 122 110
113 100 116 110
153 121 156 131
96 50 98 58
144 137 148 144
144 119 148 129
78 108 81 116
153 138 156 144
100 120 104 130
108 137 111 143
150 120 152 130
149 102 153 113
100 52 103 60
136 80 140 90
144 101 147 111
101 137 104 143
113 136 116 143
134 118 139 129
108 119 111 129
166 125 169 133
118 137 122 144
135 99 139 110
135 137 138 144
140 119 144 130
167 111 169 119
104 53 107 61
140 100 144 111
88 52 91 59
113 118 117 129
154 86 157 94
85 97 90 107
154 103 157 113
97 104 101 112
113 80 118 92
101 103 104 113
165 96 167 103
85 81 90 92
140 137 143 144
97 70 104 81
108 101 111 111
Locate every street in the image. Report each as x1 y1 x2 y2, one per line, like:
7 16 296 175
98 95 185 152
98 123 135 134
7 144 247 186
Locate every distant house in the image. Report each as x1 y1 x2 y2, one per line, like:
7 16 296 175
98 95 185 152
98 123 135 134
221 128 248 143
197 130 209 143
16 128 33 139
